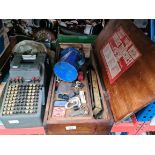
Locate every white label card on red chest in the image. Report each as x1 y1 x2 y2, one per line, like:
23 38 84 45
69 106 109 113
101 27 141 84
65 126 77 130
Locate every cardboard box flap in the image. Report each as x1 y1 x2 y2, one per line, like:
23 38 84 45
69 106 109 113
95 19 155 122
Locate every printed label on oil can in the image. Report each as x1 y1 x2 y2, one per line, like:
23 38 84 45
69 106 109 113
101 27 141 84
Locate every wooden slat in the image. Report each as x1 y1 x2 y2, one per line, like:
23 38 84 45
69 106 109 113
95 19 155 122
91 70 102 115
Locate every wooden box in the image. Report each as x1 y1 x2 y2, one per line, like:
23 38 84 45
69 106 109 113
44 20 155 134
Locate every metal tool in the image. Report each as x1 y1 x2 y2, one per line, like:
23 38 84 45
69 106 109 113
68 92 78 98
53 100 67 107
68 109 88 117
79 91 86 104
87 69 95 109
56 82 73 94
65 97 81 109
58 94 69 101
73 105 80 111
71 81 84 89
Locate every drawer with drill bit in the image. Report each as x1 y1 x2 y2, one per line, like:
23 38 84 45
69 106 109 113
44 43 110 135
50 79 93 121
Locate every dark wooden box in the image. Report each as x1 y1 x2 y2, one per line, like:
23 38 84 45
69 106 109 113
44 20 155 134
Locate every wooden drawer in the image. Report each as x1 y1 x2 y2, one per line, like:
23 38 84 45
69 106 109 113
43 44 113 134
47 120 113 135
46 119 113 135
47 122 96 135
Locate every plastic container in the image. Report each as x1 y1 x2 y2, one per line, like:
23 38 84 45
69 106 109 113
54 47 84 82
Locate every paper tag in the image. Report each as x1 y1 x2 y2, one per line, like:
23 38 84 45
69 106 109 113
8 120 19 124
65 126 77 130
52 107 66 118
101 27 141 84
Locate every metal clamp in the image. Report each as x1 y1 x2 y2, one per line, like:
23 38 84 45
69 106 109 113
65 97 81 109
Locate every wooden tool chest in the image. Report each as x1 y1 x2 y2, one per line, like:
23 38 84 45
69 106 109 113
43 41 113 134
44 19 155 134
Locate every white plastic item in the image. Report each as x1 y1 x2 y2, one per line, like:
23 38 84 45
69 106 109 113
65 97 81 109
79 91 86 104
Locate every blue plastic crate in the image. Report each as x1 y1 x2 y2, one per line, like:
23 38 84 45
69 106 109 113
135 101 155 122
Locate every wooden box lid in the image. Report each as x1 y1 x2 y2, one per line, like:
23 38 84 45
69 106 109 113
95 19 155 122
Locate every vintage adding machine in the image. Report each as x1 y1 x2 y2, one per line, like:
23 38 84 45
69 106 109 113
0 41 48 128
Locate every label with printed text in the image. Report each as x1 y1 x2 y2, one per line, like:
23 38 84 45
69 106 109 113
65 126 77 130
101 27 141 84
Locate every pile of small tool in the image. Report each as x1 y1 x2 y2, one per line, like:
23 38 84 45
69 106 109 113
51 47 103 119
52 79 89 118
